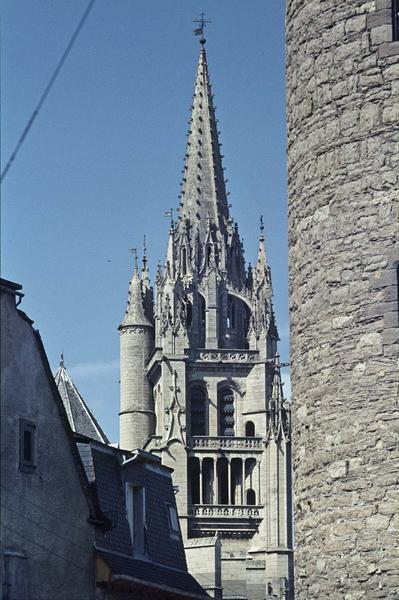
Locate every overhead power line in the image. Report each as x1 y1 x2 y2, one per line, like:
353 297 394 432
1 0 96 183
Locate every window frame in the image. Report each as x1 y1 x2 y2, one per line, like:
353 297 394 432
19 419 36 473
167 503 180 538
125 484 146 555
393 0 399 41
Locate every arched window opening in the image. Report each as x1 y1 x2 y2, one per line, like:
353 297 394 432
245 421 255 437
199 294 206 347
183 296 192 327
188 458 200 504
202 458 215 505
235 250 240 274
227 296 236 330
246 489 256 506
190 386 207 436
218 388 235 437
217 458 228 504
245 458 257 502
181 247 187 275
231 458 243 505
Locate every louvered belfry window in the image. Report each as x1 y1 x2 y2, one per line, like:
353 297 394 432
190 386 207 435
219 389 235 436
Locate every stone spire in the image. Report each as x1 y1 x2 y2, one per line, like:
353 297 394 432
254 216 272 290
141 235 150 291
120 253 152 328
267 354 291 442
178 45 230 240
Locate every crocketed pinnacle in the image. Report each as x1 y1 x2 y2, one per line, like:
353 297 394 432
254 216 271 288
120 263 152 328
178 46 230 239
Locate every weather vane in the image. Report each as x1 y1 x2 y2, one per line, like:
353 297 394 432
193 12 212 45
163 208 174 228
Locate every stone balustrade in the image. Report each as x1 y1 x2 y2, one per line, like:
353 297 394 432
188 504 263 519
189 436 263 451
190 349 259 363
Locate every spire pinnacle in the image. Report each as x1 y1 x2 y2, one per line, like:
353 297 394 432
267 354 291 442
177 41 230 240
60 352 64 368
259 215 265 241
130 247 138 274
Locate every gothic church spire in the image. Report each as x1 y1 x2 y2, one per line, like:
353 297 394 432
178 45 230 239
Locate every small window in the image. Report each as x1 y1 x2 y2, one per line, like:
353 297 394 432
246 489 256 506
167 504 180 534
3 552 28 600
245 421 255 437
126 485 145 555
19 419 36 472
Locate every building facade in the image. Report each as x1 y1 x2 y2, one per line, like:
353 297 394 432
0 279 97 600
119 42 293 599
76 440 209 600
286 1 399 598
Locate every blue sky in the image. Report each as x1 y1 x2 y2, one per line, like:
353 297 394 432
2 1 288 442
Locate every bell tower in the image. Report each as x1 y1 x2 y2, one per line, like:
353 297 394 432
120 34 293 600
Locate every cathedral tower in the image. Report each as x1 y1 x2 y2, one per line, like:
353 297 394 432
120 38 293 599
286 1 399 598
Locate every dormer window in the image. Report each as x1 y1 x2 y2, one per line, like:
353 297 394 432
167 504 180 535
126 484 146 555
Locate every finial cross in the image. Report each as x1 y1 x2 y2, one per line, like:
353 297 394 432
129 247 138 270
193 12 212 44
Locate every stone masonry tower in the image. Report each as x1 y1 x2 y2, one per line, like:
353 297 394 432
119 253 154 450
286 1 399 598
120 39 294 599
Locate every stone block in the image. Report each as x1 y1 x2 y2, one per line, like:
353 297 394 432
370 24 392 46
367 9 392 29
379 41 399 57
382 327 399 345
382 104 399 123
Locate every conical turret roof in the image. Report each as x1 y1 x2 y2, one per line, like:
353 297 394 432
178 46 230 239
54 355 109 443
120 262 152 328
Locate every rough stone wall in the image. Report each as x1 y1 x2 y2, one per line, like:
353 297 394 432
286 0 399 598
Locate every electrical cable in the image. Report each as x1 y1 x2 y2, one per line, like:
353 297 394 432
2 484 94 538
1 522 91 575
1 0 96 183
1 502 91 554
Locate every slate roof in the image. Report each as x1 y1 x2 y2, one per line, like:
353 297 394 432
97 550 209 599
76 439 208 599
54 357 109 443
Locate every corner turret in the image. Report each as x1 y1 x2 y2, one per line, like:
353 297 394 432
119 252 155 450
